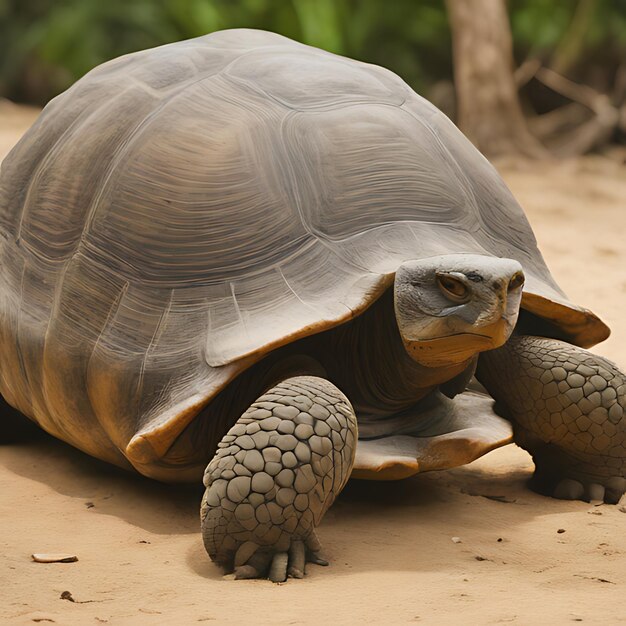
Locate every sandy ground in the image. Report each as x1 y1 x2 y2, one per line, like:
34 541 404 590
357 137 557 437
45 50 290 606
0 103 624 625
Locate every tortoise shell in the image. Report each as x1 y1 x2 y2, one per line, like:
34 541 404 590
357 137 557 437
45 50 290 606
0 29 608 479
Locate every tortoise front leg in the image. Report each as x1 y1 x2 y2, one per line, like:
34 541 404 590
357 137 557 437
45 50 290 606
201 376 357 582
476 335 625 503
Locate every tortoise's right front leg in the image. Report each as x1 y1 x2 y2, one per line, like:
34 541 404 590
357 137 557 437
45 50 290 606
477 335 625 503
200 376 357 582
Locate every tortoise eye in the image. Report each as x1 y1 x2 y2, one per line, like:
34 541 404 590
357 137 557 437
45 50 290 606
508 272 525 291
436 272 469 303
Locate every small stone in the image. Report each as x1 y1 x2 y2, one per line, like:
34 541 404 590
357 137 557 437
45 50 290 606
32 554 78 563
557 528 566 534
451 537 462 544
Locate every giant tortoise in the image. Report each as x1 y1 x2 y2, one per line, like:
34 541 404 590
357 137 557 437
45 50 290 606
1 29 624 582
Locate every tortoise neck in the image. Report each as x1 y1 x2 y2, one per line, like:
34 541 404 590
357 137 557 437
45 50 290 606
309 289 471 420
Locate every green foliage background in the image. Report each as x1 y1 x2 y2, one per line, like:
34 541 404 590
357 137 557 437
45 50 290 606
1 0 625 106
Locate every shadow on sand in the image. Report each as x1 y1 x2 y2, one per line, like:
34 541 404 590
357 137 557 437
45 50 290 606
1 415 547 579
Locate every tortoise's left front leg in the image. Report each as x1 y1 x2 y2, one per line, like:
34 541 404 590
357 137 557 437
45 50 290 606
476 335 625 503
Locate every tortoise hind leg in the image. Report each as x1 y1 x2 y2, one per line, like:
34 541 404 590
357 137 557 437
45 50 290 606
201 376 357 582
476 335 625 503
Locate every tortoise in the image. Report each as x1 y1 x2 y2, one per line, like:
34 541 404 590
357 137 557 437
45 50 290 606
1 28 624 583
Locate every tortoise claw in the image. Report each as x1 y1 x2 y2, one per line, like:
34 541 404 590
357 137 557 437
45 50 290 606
231 539 328 583
551 475 626 504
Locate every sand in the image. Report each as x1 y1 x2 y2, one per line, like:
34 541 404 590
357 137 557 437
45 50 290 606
0 105 624 625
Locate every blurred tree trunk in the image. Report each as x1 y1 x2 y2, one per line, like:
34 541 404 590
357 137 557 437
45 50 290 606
445 0 546 158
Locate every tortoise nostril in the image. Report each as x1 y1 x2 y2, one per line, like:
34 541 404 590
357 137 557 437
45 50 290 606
508 272 525 291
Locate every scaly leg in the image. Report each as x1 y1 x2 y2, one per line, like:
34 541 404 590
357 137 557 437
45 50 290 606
477 335 625 503
200 376 357 582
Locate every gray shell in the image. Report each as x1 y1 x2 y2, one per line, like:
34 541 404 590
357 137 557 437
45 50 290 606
0 29 608 477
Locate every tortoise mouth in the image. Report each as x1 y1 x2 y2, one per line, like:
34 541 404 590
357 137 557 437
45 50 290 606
402 319 511 367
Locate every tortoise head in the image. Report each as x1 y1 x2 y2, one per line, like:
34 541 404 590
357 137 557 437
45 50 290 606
394 254 525 368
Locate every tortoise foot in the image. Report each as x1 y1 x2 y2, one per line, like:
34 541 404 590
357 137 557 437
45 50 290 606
231 534 328 582
533 471 626 504
200 376 357 582
477 335 625 505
